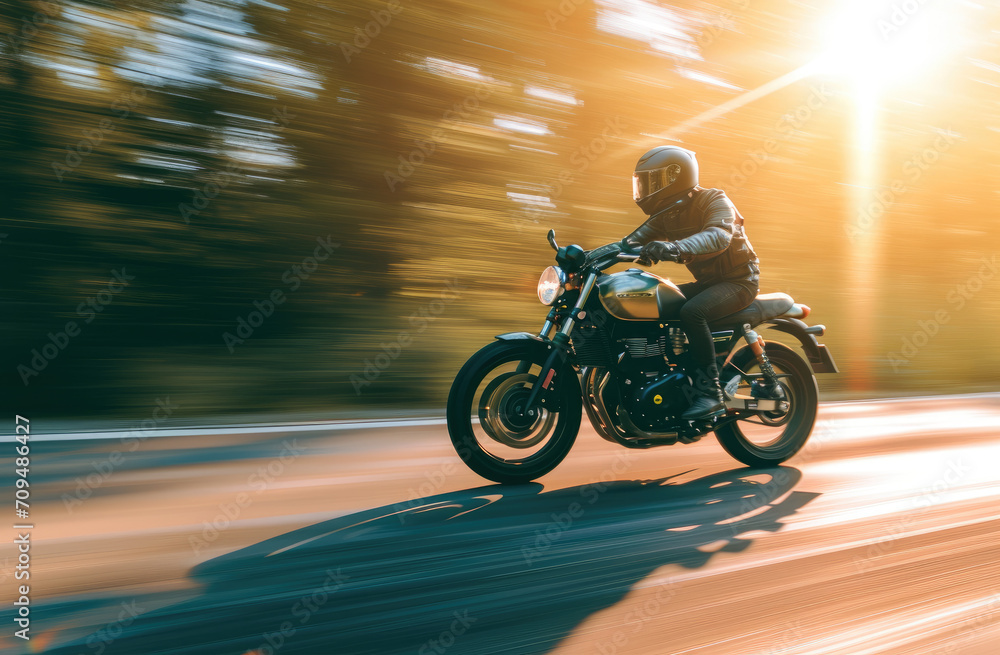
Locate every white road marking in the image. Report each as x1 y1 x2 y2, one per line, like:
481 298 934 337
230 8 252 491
12 392 999 443
6 417 448 443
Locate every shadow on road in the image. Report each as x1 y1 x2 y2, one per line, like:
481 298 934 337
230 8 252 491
46 466 818 655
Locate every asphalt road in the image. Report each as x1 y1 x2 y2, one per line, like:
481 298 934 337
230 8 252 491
3 394 1000 655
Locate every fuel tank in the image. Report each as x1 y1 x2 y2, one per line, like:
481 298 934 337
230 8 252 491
596 269 687 321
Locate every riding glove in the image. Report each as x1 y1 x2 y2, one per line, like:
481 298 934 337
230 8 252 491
639 241 681 265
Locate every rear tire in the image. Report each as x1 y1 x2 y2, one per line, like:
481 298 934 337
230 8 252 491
447 339 581 484
715 341 818 467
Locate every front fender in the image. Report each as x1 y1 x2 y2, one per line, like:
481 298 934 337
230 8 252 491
766 318 839 374
495 331 548 343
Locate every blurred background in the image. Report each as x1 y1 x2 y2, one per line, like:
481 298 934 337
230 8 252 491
2 0 998 423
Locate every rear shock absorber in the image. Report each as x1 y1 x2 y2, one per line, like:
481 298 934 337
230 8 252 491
668 326 687 356
742 324 783 397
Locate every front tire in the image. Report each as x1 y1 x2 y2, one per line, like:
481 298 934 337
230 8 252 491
715 341 818 467
447 339 581 484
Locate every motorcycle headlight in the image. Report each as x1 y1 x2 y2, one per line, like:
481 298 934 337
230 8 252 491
537 266 567 306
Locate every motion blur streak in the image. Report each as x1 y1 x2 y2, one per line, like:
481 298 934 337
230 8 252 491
3 0 999 420
0 394 997 654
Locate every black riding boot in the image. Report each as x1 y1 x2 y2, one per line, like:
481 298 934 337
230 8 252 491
683 368 725 420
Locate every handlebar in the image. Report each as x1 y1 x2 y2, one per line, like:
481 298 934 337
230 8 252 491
579 241 650 270
616 252 652 266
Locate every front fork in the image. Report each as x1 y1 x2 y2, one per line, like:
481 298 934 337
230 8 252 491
514 313 556 375
519 271 598 412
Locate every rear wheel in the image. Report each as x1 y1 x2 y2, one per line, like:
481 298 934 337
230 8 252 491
715 341 818 467
447 339 582 484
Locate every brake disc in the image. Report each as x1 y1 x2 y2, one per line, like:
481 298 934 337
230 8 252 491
477 372 554 448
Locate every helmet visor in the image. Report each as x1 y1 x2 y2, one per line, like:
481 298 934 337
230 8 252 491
632 165 680 202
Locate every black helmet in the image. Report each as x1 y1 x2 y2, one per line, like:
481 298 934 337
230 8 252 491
632 145 699 214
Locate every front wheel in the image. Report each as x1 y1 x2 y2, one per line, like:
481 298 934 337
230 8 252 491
447 339 582 484
715 341 818 467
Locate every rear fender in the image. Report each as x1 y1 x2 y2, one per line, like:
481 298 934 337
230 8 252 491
765 318 839 374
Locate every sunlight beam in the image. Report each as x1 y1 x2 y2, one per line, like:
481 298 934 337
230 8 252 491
845 74 881 391
644 59 825 142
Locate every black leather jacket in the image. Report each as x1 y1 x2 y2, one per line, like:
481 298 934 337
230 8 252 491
626 187 760 285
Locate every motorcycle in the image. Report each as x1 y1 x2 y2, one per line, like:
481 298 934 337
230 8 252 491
447 230 839 484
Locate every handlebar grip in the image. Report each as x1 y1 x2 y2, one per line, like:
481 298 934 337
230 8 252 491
616 253 654 267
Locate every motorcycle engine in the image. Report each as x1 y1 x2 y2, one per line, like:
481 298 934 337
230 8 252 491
616 336 691 430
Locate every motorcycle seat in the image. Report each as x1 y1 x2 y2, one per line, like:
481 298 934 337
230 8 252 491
708 292 796 330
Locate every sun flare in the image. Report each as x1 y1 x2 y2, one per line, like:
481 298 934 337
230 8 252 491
819 0 967 91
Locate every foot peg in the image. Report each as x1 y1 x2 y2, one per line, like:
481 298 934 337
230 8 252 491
723 375 740 401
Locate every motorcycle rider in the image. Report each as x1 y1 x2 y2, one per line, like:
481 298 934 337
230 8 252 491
597 145 761 420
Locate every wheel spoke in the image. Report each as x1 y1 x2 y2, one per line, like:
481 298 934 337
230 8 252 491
470 360 561 463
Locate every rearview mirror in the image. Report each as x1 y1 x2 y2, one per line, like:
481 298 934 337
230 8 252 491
546 229 559 252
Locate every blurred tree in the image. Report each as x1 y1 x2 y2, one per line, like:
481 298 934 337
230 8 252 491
1 0 997 420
